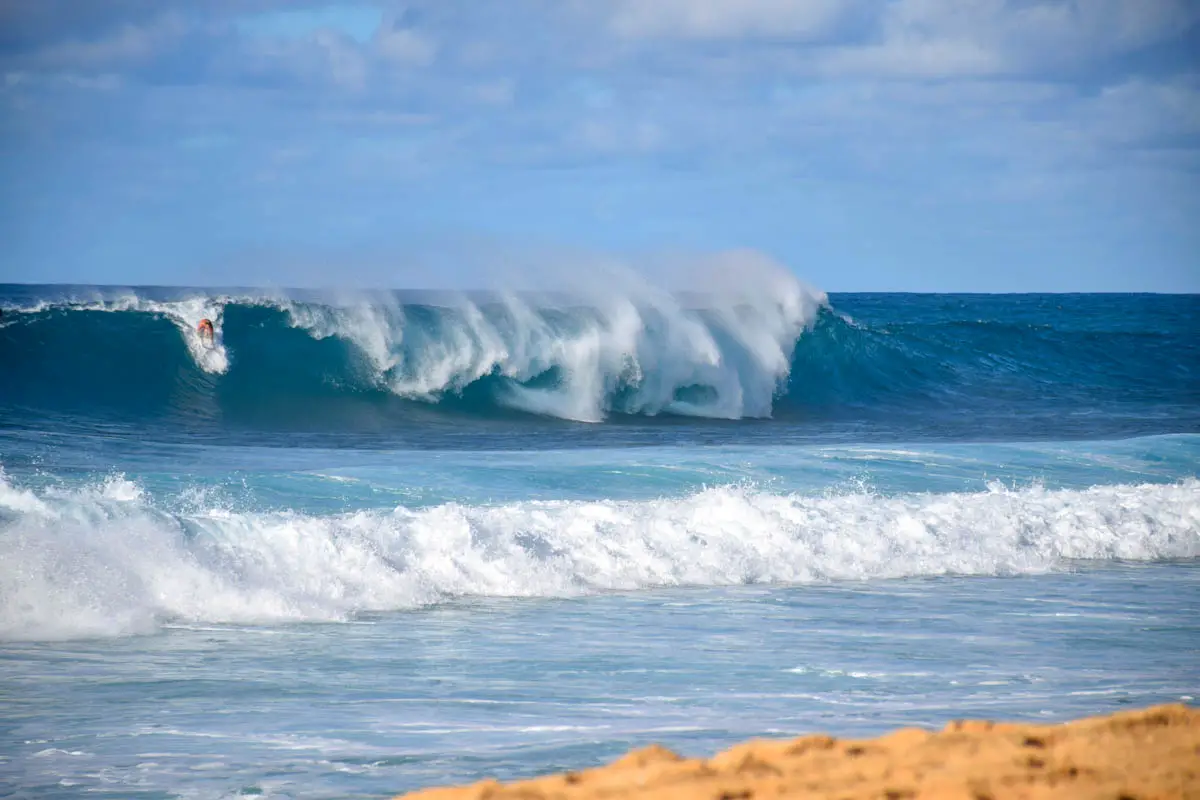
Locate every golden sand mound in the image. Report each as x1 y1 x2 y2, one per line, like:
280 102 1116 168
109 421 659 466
395 704 1199 800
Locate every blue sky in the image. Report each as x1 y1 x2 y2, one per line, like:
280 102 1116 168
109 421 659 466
0 1 1197 292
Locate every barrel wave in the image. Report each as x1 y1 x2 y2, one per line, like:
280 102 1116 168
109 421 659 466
2 282 1197 439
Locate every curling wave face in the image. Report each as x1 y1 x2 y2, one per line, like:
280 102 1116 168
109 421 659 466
1 470 1197 640
1 282 1197 439
0 268 823 425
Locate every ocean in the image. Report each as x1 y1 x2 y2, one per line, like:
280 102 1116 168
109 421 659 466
1 276 1197 799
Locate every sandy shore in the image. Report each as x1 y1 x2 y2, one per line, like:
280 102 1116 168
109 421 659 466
395 704 1198 800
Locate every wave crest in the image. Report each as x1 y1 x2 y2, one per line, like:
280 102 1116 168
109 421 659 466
1 262 825 423
273 264 822 421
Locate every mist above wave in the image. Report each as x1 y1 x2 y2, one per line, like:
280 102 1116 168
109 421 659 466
279 255 822 421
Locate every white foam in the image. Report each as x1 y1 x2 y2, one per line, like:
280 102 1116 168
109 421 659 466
1 472 1197 641
275 258 826 421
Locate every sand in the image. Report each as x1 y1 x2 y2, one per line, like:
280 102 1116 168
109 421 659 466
394 704 1199 800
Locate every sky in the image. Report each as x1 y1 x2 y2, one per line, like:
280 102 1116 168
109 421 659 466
0 0 1198 292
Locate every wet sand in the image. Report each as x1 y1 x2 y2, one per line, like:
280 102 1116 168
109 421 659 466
395 703 1198 800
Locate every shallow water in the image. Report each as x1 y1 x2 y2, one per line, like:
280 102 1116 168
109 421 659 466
5 566 1198 799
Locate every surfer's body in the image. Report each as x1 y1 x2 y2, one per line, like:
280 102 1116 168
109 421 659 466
197 318 215 346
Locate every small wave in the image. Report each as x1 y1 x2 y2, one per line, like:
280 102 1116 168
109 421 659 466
1 470 1196 641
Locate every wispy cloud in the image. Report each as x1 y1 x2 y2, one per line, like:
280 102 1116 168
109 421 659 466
605 0 858 40
374 18 438 67
815 0 1200 78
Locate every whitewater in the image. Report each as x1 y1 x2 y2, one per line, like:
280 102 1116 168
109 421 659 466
4 469 1196 641
1 273 1197 799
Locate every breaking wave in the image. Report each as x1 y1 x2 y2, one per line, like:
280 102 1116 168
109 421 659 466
0 264 823 424
1 276 1197 431
1 470 1197 640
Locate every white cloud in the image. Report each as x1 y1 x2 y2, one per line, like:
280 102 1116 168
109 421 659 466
820 37 1002 79
1 68 122 91
607 0 854 40
312 29 368 90
63 72 123 90
574 117 665 154
34 13 188 69
1080 76 1200 146
375 24 437 66
2 0 1196 191
820 0 1200 79
472 78 515 106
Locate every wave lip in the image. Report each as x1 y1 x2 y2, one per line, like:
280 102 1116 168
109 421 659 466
1 471 1197 641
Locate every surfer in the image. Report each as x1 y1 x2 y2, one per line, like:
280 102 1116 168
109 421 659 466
197 318 214 344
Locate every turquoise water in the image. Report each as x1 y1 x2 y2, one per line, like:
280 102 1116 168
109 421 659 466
1 282 1198 798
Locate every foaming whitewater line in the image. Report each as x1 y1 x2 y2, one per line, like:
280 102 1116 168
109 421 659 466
1 471 1197 641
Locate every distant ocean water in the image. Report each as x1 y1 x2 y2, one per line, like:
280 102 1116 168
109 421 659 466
1 278 1197 799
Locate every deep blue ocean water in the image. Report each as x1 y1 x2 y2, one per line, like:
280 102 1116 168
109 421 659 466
1 280 1198 799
